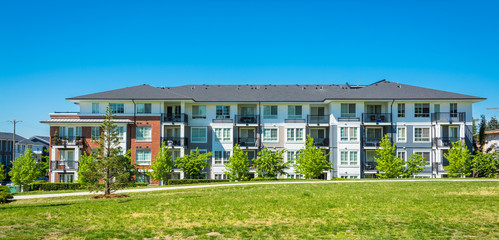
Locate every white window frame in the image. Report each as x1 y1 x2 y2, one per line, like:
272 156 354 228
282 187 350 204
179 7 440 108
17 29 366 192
286 128 304 142
340 127 359 142
414 151 431 165
136 150 151 165
191 127 208 143
192 105 206 119
397 103 405 118
263 105 278 119
340 151 358 166
117 126 125 141
397 127 406 143
414 127 430 142
92 103 100 114
136 126 152 142
214 128 232 142
340 103 356 118
263 128 278 142
287 151 296 163
216 105 231 119
91 127 100 139
397 151 407 162
287 105 302 119
109 103 125 114
414 103 430 118
136 103 152 114
214 151 231 164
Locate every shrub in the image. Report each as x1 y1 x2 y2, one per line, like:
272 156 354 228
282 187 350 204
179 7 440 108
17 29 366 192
250 178 279 182
28 182 149 191
167 179 229 185
0 186 13 204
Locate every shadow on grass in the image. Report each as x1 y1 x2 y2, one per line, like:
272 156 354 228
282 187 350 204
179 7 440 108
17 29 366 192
0 202 74 209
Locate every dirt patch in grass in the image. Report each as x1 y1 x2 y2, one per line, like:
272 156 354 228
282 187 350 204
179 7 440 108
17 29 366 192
90 194 129 199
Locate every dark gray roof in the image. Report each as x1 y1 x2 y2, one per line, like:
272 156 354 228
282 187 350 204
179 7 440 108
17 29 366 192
18 138 37 145
66 80 485 102
30 136 50 145
0 132 26 142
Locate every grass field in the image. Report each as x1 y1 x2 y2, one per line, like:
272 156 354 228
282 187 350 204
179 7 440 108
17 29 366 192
1 181 498 239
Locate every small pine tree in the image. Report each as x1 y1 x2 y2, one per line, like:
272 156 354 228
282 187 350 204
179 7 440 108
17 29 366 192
487 117 499 131
176 148 212 179
374 134 404 178
224 144 250 181
444 140 472 177
148 142 175 185
294 135 332 179
402 154 426 178
254 147 288 179
476 115 487 153
471 152 499 178
9 148 44 191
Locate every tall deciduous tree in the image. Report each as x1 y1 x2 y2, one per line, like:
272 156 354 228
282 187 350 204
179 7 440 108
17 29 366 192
444 140 472 177
402 154 426 178
148 142 175 185
9 148 44 191
79 106 135 195
254 147 288 179
374 134 404 178
176 148 212 179
224 144 250 181
471 152 499 178
294 135 332 179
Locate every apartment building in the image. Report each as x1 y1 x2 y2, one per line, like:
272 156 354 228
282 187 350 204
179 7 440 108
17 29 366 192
41 80 484 183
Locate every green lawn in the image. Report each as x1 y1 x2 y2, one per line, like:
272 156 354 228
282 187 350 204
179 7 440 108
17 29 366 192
1 181 498 239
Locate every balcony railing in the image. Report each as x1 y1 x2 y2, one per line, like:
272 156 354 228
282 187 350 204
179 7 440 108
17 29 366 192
363 137 382 147
433 137 463 147
212 115 233 123
50 161 78 170
431 112 466 123
51 138 84 147
363 113 391 123
364 162 377 171
236 137 257 147
162 137 188 147
307 115 329 124
312 138 329 147
235 115 259 124
284 117 306 123
338 115 360 122
163 113 188 123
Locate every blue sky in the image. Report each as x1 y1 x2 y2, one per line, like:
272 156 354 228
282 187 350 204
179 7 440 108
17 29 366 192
0 0 498 138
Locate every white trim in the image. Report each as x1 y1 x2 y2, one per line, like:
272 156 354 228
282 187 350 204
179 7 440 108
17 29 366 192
262 127 279 143
396 126 407 143
413 127 431 143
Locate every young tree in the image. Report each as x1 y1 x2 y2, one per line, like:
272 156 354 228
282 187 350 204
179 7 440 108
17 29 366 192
374 134 404 178
79 106 135 195
176 148 212 179
9 148 44 191
254 147 288 179
224 144 250 181
0 162 5 182
471 152 499 178
402 154 426 178
444 140 472 177
294 135 332 179
476 115 487 153
78 152 98 185
487 116 499 130
148 142 175 185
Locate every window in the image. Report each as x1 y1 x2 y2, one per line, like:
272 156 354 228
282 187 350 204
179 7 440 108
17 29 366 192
214 174 227 179
340 151 358 165
415 152 430 165
414 128 430 142
214 128 231 142
91 127 100 139
287 105 302 119
92 103 99 114
136 150 151 165
263 128 278 142
340 127 358 141
414 103 430 118
287 151 296 163
397 127 406 142
341 104 356 118
398 103 405 118
287 128 304 142
214 151 230 164
263 105 278 119
191 127 207 143
59 150 75 162
450 103 458 117
216 106 230 119
192 105 206 119
135 172 150 183
349 176 358 179
136 127 152 141
137 103 152 114
397 151 406 161
110 103 125 114
117 126 125 141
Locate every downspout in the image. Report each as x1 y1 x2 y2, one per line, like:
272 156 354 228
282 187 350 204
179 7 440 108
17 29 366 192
131 99 137 124
390 99 395 143
258 101 262 150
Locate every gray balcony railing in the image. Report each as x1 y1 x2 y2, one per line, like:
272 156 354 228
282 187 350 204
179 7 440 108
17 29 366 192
363 137 382 147
431 112 466 122
433 137 463 147
363 113 391 123
163 113 188 123
307 115 329 124
213 115 233 123
313 138 329 147
236 137 257 147
364 162 377 171
51 137 84 146
50 161 78 170
162 137 188 147
235 115 259 124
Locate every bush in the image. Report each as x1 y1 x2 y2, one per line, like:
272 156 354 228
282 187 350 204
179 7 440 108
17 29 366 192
0 186 13 204
250 178 279 182
167 179 229 185
29 183 83 191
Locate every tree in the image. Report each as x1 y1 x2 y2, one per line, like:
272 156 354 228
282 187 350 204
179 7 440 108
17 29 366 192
224 145 250 181
444 140 472 177
176 148 212 179
78 152 98 186
148 142 175 185
9 148 44 191
79 106 135 195
402 154 426 178
471 152 499 178
294 135 332 179
487 116 499 131
374 134 404 178
476 115 487 153
254 147 288 179
0 162 5 182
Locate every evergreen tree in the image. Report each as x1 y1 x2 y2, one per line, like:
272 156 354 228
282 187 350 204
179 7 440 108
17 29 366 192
294 135 332 179
476 115 487 153
487 116 499 130
176 148 212 179
9 148 44 191
471 152 499 178
0 161 5 182
402 154 426 178
254 147 288 179
444 140 472 177
224 144 250 181
374 134 404 178
148 142 175 185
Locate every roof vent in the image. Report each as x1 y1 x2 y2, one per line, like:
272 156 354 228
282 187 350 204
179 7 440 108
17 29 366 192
398 85 401 88
191 86 195 90
256 86 260 89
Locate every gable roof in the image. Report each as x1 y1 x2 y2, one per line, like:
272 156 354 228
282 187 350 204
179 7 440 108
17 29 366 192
66 80 485 102
0 132 26 142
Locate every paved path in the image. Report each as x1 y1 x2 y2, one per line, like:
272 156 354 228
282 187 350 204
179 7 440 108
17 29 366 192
14 179 499 200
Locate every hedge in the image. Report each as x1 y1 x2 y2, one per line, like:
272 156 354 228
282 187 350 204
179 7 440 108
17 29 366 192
28 182 149 191
0 186 14 204
167 179 230 185
250 178 279 182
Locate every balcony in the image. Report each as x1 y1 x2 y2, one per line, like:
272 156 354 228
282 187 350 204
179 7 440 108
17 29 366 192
364 162 377 171
433 137 463 147
50 161 78 170
236 137 258 147
163 113 188 124
312 138 329 147
431 112 466 123
162 137 188 148
52 137 84 147
235 115 259 125
363 137 382 148
284 116 306 123
212 115 233 123
307 115 329 125
362 113 391 123
338 114 360 122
